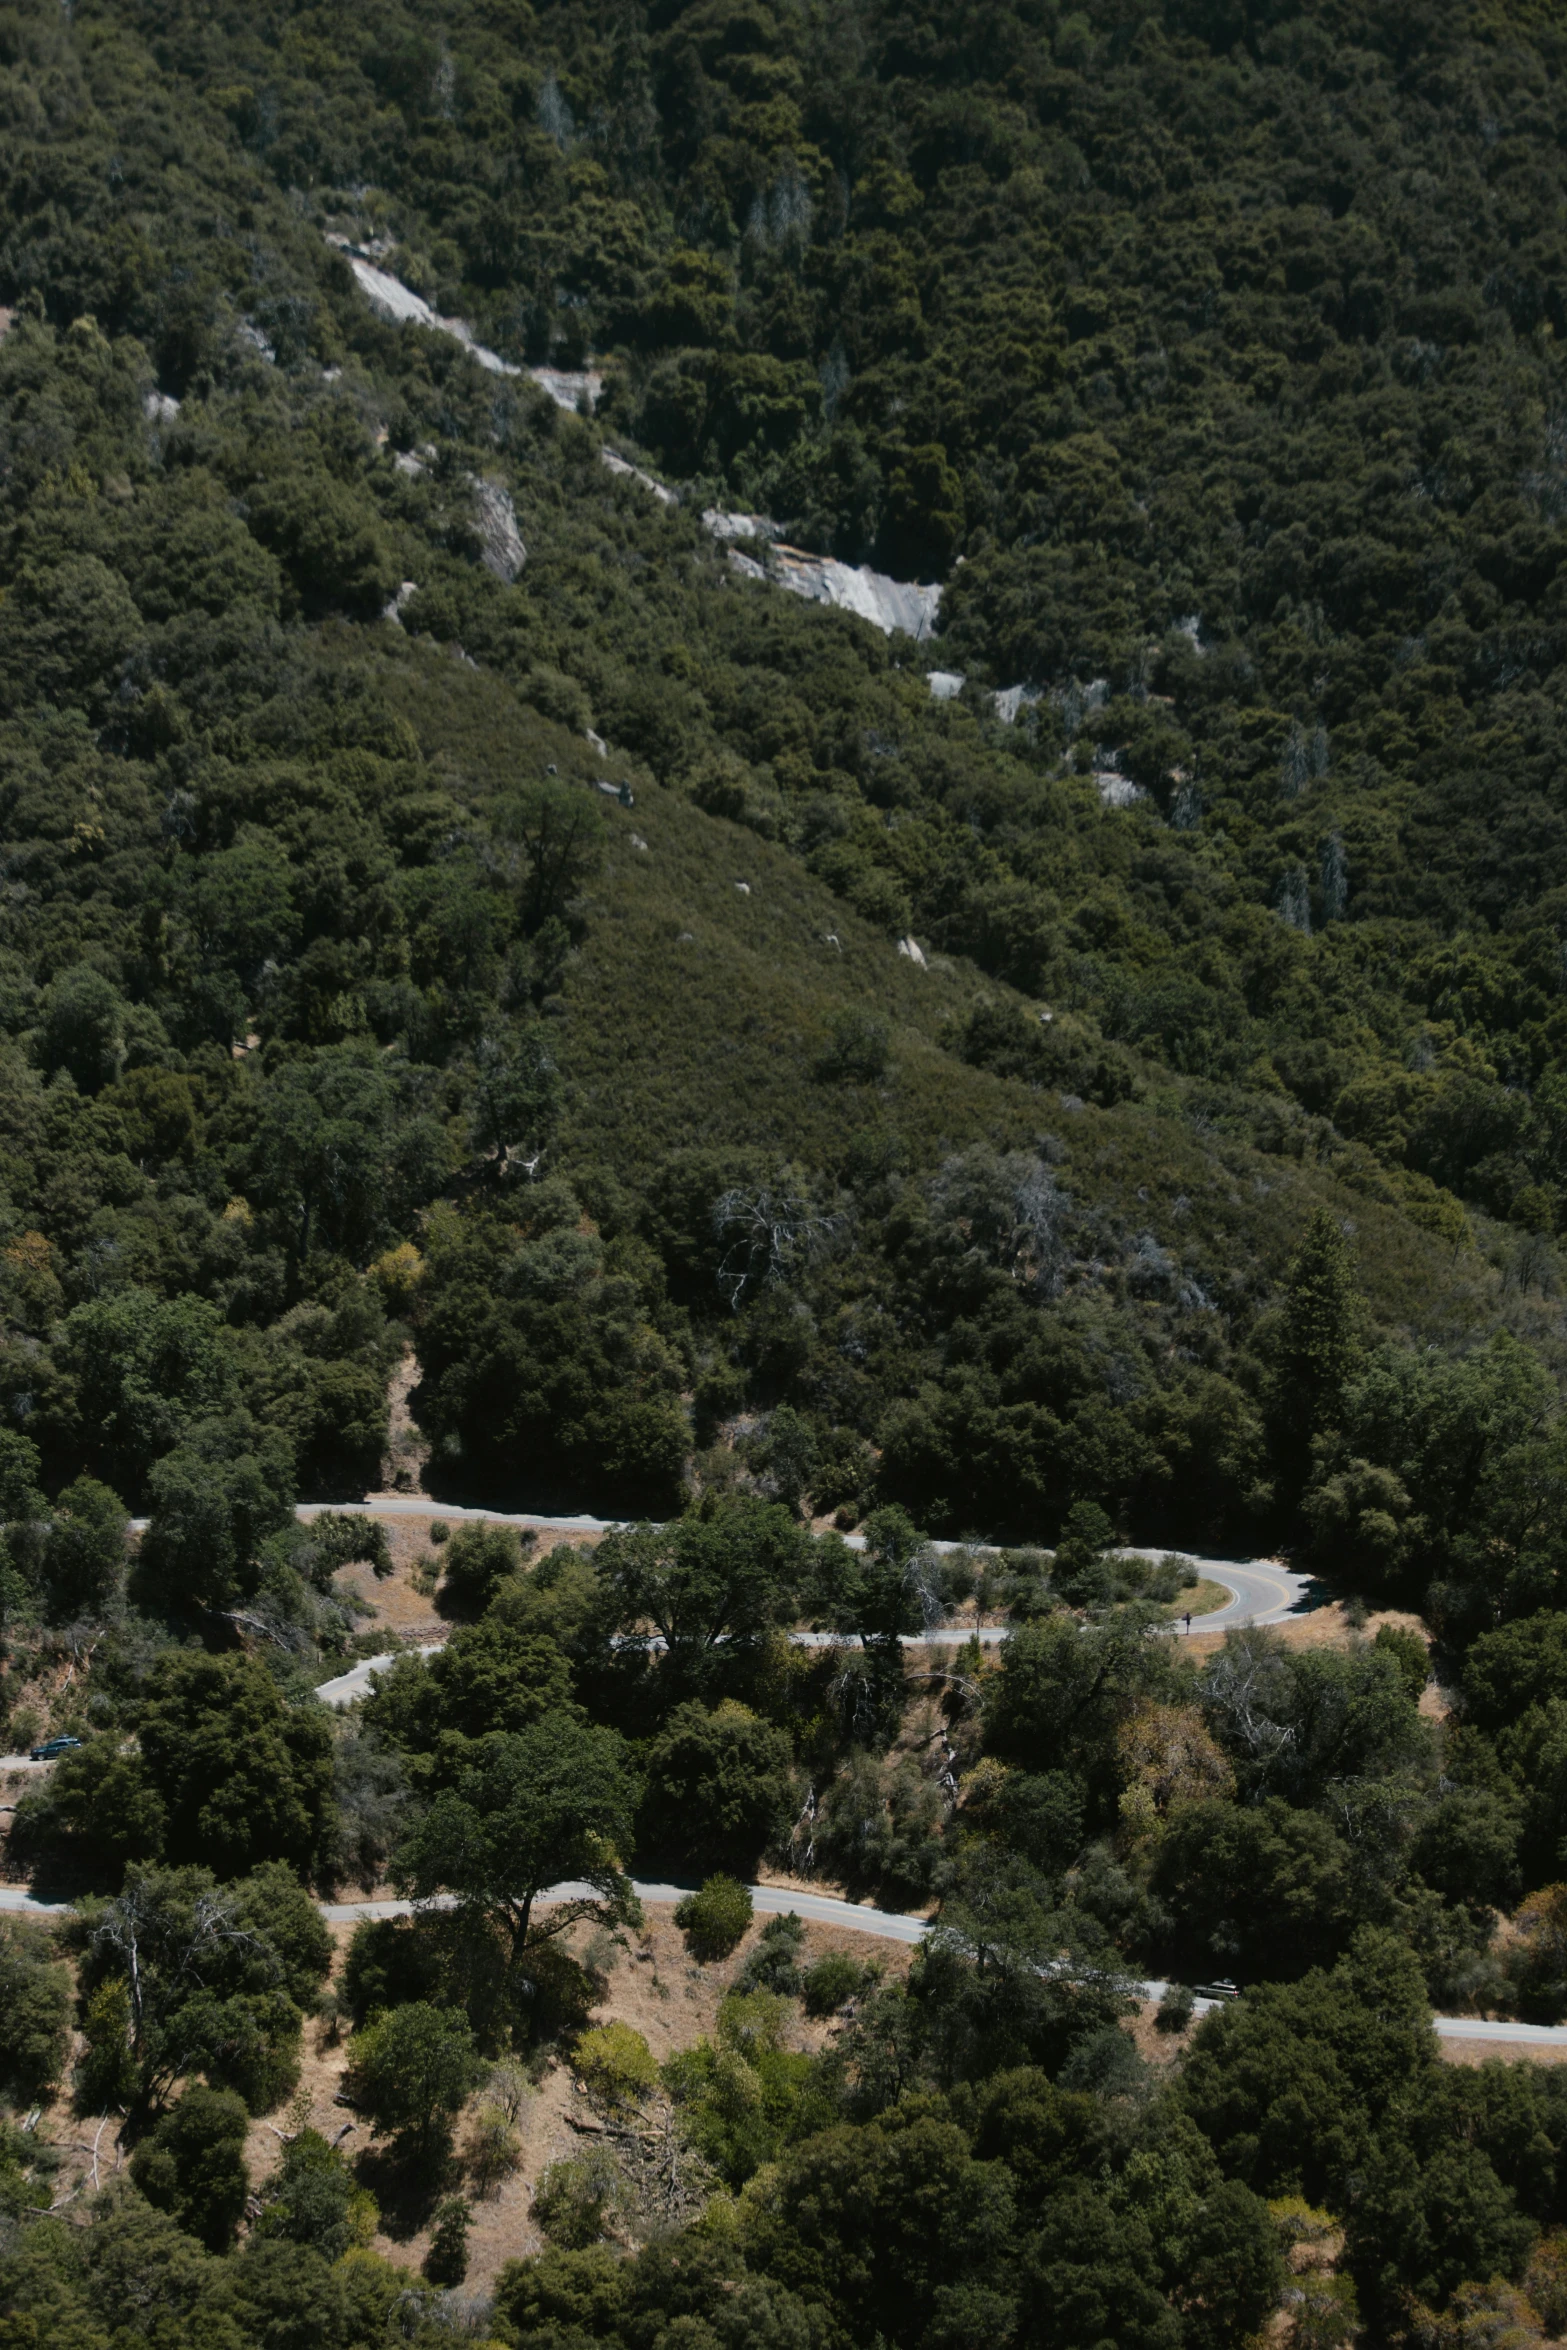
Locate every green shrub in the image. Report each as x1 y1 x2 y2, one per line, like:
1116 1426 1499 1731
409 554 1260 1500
255 2128 378 2259
814 1010 891 1084
340 1916 448 2027
76 1978 138 2112
423 2195 472 2286
0 1921 71 2103
342 2002 480 2172
674 1876 754 1961
716 1987 790 2056
437 1521 520 1611
802 1952 869 2016
128 2087 250 2250
531 2150 621 2247
463 2104 523 2196
1372 1621 1430 1701
572 2021 657 2111
735 1911 806 1996
637 1701 795 1875
1155 1984 1196 2035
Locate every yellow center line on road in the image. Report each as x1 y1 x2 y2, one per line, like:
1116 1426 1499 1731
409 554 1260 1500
1246 1571 1295 1608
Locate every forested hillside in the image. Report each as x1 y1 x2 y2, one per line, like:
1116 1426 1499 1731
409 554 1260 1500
3 0 1567 1567
6 0 1567 2343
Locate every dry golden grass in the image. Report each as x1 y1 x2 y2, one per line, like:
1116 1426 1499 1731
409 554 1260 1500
1184 1602 1434 1663
256 1904 913 2291
14 1898 910 2288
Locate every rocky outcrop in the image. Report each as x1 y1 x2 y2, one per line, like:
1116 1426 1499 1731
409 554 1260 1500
766 544 941 639
603 448 675 505
473 479 526 581
338 246 942 639
338 248 601 411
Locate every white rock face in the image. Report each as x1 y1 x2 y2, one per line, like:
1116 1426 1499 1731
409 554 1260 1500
334 242 942 639
350 255 477 336
992 684 1041 725
768 545 941 639
702 506 942 638
344 253 601 409
143 390 179 423
530 365 604 413
602 447 675 505
927 670 965 700
349 256 519 379
898 935 928 966
382 580 420 624
473 478 526 581
703 509 773 542
1096 774 1146 808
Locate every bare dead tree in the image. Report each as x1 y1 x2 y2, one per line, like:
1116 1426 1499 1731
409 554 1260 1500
58 1626 102 1689
91 1880 276 2095
1197 1632 1296 1781
712 1183 842 1309
909 1544 946 1631
928 1150 1068 1294
787 1783 818 1876
214 1607 313 1654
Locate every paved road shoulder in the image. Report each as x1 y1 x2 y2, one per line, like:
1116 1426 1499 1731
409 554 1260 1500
0 1877 1546 2043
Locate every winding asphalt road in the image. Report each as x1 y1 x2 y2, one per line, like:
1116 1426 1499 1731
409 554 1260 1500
2 1519 1343 2006
0 1872 1552 2048
299 1498 1315 1631
301 1502 1313 1707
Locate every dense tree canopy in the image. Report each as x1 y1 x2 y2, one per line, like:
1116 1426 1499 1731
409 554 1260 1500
0 0 1560 1571
8 1 1567 2344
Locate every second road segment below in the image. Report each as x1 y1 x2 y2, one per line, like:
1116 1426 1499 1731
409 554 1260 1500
0 1876 1550 2049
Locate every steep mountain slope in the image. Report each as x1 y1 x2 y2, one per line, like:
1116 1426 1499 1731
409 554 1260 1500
12 13 1567 2346
0 0 1566 1590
